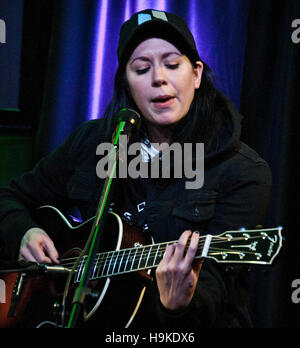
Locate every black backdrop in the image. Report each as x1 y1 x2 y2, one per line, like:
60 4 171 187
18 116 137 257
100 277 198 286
240 0 300 328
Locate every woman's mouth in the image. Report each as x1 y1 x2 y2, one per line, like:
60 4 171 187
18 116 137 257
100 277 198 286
151 95 175 108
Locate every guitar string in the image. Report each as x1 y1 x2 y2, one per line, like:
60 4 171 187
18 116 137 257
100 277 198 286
16 235 271 286
57 236 267 276
57 235 266 265
70 245 264 282
58 234 262 264
58 238 268 267
15 245 263 287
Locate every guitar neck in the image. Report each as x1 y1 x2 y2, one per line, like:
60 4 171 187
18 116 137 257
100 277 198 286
72 226 282 283
74 238 199 283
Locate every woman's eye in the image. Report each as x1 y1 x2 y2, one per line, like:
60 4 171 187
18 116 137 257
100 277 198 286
166 64 179 70
136 67 150 75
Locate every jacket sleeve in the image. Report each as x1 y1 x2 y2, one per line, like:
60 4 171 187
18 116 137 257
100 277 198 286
0 122 95 260
155 156 272 328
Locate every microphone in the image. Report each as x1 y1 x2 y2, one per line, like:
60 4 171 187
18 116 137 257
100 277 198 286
0 260 72 275
112 108 141 143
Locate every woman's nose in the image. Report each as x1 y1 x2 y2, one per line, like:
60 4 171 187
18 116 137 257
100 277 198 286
152 66 167 87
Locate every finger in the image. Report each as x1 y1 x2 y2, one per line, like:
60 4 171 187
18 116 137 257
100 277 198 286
173 230 192 261
20 247 39 263
43 239 60 264
156 243 176 280
28 242 52 264
184 231 200 268
161 243 176 264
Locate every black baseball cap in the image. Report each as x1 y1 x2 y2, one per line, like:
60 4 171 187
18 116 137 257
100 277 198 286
117 9 201 69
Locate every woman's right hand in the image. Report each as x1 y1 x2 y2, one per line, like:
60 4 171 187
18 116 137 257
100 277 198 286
19 227 60 264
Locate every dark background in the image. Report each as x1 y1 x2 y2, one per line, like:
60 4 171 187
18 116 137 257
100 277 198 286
0 0 299 328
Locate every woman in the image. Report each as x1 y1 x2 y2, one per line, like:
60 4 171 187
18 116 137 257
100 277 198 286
0 9 271 328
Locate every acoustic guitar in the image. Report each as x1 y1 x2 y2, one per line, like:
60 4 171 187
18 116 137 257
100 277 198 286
0 205 283 328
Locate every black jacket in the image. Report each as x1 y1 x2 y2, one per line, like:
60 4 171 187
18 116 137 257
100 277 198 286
0 91 272 328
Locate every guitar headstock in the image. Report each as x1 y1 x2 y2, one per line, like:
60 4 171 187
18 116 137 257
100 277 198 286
206 227 283 265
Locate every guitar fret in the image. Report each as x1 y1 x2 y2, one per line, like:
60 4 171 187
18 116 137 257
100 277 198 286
137 248 144 269
145 245 153 268
95 253 103 279
117 249 126 274
94 254 103 279
80 257 87 281
130 248 138 271
110 250 119 275
91 256 98 279
124 249 131 272
141 246 150 269
101 252 111 277
75 256 86 283
106 251 115 275
153 244 160 267
159 246 166 261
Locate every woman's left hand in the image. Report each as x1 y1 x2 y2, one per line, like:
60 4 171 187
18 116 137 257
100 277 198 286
156 230 203 311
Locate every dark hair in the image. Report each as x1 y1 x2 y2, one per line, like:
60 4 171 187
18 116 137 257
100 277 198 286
102 58 218 151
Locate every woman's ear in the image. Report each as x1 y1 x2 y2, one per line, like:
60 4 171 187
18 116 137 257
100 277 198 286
193 61 204 90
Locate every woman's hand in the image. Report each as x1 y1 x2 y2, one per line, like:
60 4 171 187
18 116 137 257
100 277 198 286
155 230 203 311
19 227 60 264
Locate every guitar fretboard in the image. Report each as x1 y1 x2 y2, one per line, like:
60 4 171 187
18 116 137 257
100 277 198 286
74 241 178 283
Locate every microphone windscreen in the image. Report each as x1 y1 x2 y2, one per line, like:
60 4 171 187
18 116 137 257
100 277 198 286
115 108 141 132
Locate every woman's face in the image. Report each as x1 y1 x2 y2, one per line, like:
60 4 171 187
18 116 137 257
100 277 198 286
126 38 203 131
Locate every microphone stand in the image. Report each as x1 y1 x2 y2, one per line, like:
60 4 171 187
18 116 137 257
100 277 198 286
67 110 140 328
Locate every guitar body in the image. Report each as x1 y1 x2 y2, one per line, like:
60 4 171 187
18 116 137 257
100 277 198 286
0 206 153 328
